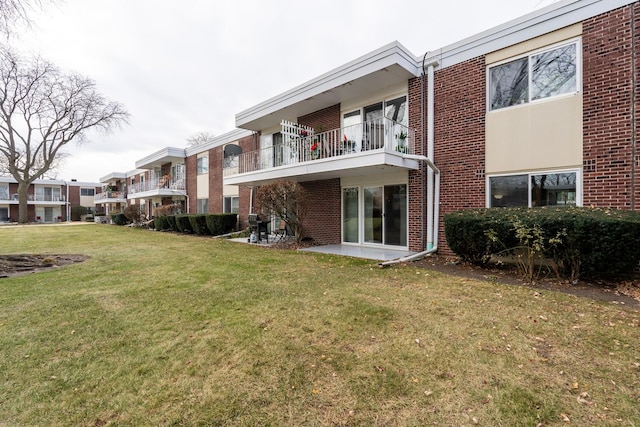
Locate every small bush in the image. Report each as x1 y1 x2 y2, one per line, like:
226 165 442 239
444 207 640 280
189 214 210 235
166 215 178 232
154 216 170 231
175 215 194 233
206 213 237 236
111 212 129 226
71 206 87 221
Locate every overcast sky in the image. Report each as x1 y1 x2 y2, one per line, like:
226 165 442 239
13 0 558 183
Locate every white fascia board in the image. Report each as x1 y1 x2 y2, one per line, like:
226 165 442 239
236 41 421 128
184 128 254 157
424 0 636 70
99 172 127 183
66 181 102 187
134 147 186 169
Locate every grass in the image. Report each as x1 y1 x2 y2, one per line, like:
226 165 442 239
0 224 639 426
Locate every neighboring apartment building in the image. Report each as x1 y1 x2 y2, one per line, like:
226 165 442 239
93 0 637 257
0 177 100 223
96 129 255 222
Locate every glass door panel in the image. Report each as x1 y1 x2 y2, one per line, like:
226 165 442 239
364 186 383 244
363 103 384 150
342 187 359 243
384 185 407 246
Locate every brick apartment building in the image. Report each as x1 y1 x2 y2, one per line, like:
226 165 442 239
94 0 638 257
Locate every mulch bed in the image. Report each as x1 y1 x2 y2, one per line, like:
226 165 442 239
0 254 89 278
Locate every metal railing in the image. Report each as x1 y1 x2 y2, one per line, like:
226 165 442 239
1 193 66 202
94 191 126 201
128 178 186 194
235 118 414 175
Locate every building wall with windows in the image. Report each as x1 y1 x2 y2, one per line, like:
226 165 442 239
425 2 639 255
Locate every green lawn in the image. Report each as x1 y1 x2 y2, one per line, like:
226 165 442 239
0 224 638 426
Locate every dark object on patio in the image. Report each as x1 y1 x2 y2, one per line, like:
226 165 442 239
248 214 269 243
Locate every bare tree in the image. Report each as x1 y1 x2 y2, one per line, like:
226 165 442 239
0 0 58 37
256 180 310 242
186 131 215 147
0 48 128 223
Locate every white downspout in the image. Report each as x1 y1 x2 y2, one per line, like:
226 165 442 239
380 58 439 267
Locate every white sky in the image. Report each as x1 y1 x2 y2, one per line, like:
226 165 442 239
13 0 558 183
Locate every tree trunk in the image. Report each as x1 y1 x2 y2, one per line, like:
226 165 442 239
17 182 30 223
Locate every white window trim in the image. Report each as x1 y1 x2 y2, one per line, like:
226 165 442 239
485 168 582 208
486 37 582 112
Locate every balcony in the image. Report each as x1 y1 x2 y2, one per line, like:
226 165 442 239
1 193 66 203
127 177 186 199
224 118 419 186
94 191 127 204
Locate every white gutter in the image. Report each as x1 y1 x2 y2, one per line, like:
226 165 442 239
380 60 440 267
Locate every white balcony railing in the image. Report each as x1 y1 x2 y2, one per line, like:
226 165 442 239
1 193 66 202
94 191 126 201
232 118 414 175
128 178 186 195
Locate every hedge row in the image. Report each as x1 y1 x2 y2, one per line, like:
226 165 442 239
444 207 640 279
154 213 237 236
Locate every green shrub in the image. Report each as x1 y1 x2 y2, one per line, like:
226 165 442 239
166 215 178 232
444 207 640 280
175 215 194 233
154 216 170 231
71 206 87 221
205 213 237 236
111 212 129 226
189 214 210 235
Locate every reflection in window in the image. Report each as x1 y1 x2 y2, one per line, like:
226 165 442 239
531 173 576 207
490 57 528 110
490 175 528 207
489 40 578 111
490 172 577 208
197 156 209 174
531 44 576 100
197 198 209 213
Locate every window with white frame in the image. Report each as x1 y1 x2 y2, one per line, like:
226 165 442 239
0 184 8 200
489 171 578 208
197 155 209 174
197 198 209 213
223 196 239 214
80 188 95 196
35 186 61 202
489 39 579 111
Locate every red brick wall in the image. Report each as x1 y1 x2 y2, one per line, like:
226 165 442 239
582 3 640 209
298 104 341 132
209 146 223 213
185 154 197 213
300 178 341 244
433 57 487 255
408 77 426 252
237 133 258 229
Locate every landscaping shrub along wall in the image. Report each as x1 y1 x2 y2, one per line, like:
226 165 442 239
153 213 237 236
444 207 640 280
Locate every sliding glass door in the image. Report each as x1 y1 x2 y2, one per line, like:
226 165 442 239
343 184 407 247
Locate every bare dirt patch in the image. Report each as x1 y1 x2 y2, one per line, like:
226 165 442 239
0 254 89 278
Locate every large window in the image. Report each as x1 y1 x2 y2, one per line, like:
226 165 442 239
35 186 62 202
489 40 578 111
80 188 95 196
223 196 239 214
197 198 209 213
197 155 209 174
489 171 578 208
0 184 8 200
